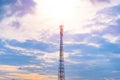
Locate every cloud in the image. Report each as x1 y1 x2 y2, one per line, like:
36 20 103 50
0 0 106 43
0 64 57 80
0 0 120 47
0 0 36 20
4 41 120 66
0 77 5 80
3 42 96 66
63 33 102 48
104 77 116 80
19 64 43 73
102 34 120 43
9 73 57 80
1 40 120 80
0 65 20 72
4 42 45 56
37 51 70 64
0 0 119 51
64 39 101 48
5 43 69 64
90 0 111 4
0 0 120 45
0 50 5 55
110 54 120 58
4 43 59 67
4 42 101 65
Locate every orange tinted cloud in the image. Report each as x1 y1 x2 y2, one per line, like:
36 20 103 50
0 65 57 80
0 65 19 72
10 73 57 80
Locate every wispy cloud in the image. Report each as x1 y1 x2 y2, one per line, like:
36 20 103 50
0 50 5 55
0 0 109 42
0 0 35 19
9 73 57 80
0 64 57 80
0 65 20 72
64 38 101 48
102 34 120 43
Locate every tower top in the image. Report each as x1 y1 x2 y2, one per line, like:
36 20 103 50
59 25 64 36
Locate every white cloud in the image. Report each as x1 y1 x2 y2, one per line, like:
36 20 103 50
102 34 120 43
21 64 42 69
36 51 69 63
64 41 101 48
1 0 119 43
4 43 85 65
70 50 83 56
4 41 120 73
64 36 101 48
0 0 119 48
66 59 83 64
4 43 112 66
5 43 45 56
90 0 120 9
4 43 67 65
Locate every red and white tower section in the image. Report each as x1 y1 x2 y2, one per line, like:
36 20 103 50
58 25 65 80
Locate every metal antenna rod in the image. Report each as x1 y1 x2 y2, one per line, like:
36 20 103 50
58 25 65 80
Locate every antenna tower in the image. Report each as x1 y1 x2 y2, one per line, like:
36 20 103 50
58 25 65 80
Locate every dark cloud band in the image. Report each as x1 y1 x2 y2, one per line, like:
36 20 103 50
0 0 36 21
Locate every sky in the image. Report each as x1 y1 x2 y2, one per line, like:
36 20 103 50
0 0 120 80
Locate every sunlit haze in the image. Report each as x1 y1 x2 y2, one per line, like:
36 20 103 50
34 0 97 33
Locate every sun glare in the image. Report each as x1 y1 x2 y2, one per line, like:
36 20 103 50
34 0 95 33
36 0 80 22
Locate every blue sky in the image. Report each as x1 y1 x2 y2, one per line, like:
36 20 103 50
0 0 120 80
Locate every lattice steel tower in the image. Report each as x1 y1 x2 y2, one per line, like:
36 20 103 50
58 25 65 80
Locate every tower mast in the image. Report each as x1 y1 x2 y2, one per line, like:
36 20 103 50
58 25 65 80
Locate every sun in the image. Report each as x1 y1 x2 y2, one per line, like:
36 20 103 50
35 0 80 22
33 0 95 34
